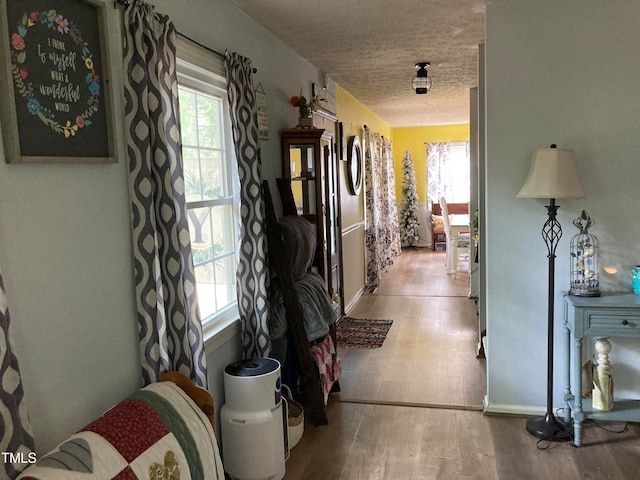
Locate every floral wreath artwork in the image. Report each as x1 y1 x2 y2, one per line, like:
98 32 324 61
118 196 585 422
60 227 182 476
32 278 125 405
9 9 101 139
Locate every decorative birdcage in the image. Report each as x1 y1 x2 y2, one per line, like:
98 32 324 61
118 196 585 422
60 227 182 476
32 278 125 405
569 211 600 297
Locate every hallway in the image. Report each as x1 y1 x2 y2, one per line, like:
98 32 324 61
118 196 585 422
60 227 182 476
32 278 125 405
283 249 640 480
335 247 485 408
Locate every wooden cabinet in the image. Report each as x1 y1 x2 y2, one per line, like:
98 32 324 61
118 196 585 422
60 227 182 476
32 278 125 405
280 127 343 311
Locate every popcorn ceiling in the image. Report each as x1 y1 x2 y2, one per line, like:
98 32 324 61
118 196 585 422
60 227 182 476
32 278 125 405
232 0 486 127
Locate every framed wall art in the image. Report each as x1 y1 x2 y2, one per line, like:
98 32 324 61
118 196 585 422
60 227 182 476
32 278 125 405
0 0 116 163
255 82 268 140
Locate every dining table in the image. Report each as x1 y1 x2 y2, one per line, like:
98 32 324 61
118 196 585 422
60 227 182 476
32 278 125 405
446 213 470 274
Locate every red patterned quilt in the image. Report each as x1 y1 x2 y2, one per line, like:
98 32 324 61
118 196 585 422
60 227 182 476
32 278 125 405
17 382 224 479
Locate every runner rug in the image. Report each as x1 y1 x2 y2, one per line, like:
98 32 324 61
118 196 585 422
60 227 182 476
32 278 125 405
335 317 393 349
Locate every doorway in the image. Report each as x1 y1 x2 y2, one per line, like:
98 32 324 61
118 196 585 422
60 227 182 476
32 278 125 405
334 248 485 409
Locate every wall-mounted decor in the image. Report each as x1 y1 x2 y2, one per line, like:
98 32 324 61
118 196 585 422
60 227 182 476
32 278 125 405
338 121 345 161
255 83 268 140
0 0 116 163
347 135 362 195
312 78 336 114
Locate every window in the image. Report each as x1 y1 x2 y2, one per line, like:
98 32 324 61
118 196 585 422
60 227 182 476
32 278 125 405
176 47 239 335
427 141 470 205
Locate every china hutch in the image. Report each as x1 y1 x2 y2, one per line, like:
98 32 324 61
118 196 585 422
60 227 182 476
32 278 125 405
280 120 343 313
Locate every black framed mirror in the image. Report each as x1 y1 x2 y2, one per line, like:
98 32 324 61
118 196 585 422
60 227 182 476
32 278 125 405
347 135 362 195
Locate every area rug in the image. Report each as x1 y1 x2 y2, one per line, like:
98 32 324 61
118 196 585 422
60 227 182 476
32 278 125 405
336 317 393 349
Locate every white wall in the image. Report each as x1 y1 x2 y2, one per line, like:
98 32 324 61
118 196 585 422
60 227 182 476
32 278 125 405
0 0 324 453
0 2 139 453
155 0 325 186
485 0 640 413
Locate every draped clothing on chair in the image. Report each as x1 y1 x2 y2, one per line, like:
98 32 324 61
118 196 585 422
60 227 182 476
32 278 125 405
225 52 270 358
123 0 207 387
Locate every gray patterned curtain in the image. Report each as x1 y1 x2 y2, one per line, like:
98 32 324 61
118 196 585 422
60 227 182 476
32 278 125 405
0 267 35 479
123 0 207 387
224 52 270 358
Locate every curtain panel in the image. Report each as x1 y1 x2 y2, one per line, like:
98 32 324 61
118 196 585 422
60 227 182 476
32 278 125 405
0 267 35 479
363 127 400 287
382 138 401 260
123 0 207 387
224 52 270 358
427 142 450 206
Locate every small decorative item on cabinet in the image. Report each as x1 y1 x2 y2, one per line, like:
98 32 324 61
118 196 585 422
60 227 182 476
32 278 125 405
297 116 314 128
569 210 600 297
632 265 640 295
289 90 322 128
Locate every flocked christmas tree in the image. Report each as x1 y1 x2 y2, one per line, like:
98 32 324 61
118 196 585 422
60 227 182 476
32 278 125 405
400 148 420 246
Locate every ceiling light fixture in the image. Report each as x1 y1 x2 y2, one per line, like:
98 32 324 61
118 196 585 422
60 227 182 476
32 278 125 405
411 62 432 94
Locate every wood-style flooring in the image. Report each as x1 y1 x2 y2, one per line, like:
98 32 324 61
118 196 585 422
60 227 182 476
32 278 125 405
283 249 640 480
334 248 483 408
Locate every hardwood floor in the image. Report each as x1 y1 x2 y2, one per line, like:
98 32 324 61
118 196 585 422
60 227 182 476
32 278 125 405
334 248 483 408
283 249 640 479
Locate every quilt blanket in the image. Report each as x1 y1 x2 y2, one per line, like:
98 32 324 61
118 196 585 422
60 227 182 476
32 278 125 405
17 382 224 480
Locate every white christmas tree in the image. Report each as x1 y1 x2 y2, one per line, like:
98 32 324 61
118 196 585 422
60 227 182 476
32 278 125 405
400 148 420 246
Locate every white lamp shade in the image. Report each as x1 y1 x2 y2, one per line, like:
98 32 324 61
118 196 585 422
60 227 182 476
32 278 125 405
517 147 586 199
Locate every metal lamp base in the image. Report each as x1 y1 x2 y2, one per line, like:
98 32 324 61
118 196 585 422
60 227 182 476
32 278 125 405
526 413 573 442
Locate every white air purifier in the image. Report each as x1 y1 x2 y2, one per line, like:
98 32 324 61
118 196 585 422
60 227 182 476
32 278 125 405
221 357 289 480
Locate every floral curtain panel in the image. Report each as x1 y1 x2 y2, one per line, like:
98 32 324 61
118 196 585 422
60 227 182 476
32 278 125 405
123 0 207 387
363 127 400 287
381 137 401 260
224 52 270 358
0 266 35 479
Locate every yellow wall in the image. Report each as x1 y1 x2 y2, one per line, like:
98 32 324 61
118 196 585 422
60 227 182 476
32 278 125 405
333 89 471 304
337 86 392 141
335 85 391 310
335 85 391 228
391 124 470 203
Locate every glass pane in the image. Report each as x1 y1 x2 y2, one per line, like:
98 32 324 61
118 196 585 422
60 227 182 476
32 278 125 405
199 150 224 199
178 89 197 146
195 262 216 319
214 255 236 310
210 204 236 256
197 95 221 148
188 207 213 258
183 148 202 202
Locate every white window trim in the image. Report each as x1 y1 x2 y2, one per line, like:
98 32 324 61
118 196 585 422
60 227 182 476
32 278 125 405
176 38 241 353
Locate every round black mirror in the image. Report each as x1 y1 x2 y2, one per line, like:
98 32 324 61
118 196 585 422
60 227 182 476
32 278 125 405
347 135 362 195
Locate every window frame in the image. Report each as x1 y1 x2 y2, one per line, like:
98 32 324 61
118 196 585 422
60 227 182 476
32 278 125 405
176 41 240 352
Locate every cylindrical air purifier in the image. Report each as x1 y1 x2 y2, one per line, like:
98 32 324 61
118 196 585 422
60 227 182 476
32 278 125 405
221 357 288 480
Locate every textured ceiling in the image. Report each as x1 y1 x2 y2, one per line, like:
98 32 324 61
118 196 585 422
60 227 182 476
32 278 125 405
231 0 486 127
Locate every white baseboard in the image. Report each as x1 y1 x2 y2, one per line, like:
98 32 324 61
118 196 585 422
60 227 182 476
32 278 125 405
345 285 365 315
483 398 564 417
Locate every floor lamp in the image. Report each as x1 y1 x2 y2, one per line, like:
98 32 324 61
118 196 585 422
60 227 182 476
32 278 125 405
517 144 585 441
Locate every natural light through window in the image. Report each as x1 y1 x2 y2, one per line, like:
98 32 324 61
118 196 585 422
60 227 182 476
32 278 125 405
427 141 470 205
448 142 470 203
177 59 239 329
